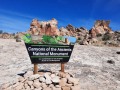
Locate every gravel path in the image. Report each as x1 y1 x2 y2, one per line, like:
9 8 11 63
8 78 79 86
0 39 120 90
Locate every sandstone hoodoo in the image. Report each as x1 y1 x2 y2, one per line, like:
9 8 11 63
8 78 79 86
29 18 59 36
89 20 113 38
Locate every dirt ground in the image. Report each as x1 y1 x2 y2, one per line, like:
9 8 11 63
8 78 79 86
0 39 120 90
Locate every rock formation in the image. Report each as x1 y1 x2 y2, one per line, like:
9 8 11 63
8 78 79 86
0 18 119 46
89 20 113 38
0 33 15 39
28 18 59 36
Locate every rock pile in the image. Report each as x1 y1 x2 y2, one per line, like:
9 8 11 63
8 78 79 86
59 25 90 45
59 25 89 38
1 71 80 90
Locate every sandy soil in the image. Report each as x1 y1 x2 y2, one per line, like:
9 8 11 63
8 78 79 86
0 39 120 90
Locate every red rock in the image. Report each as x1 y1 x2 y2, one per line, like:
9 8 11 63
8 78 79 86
71 85 80 90
59 78 67 86
90 20 112 38
62 86 70 90
29 18 60 36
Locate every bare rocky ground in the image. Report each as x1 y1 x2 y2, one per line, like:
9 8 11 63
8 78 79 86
0 39 120 90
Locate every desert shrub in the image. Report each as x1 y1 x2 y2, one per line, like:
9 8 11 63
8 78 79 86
96 34 102 37
42 35 64 44
22 34 32 43
78 37 81 40
22 34 65 44
102 34 111 41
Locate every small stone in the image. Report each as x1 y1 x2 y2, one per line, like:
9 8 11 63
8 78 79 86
44 73 51 80
41 83 47 88
29 74 40 81
24 79 28 84
51 87 61 90
49 84 54 88
65 84 73 87
59 78 67 86
24 71 33 78
62 86 70 90
45 79 52 84
12 79 19 84
52 76 60 83
33 80 41 88
66 73 71 78
30 85 34 90
39 76 46 83
71 85 80 90
55 85 61 88
43 87 52 90
67 77 79 85
12 82 20 88
5 86 12 90
38 72 44 76
34 87 42 90
58 72 66 78
14 83 24 90
27 80 33 86
18 77 25 82
24 83 29 89
1 83 10 89
25 86 31 90
50 74 56 78
46 72 51 75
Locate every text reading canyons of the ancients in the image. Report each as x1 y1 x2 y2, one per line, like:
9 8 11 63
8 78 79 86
28 47 72 56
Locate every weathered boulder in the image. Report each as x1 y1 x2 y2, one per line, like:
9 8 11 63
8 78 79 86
90 20 112 38
51 76 60 83
29 18 60 36
28 74 40 81
62 86 71 90
33 80 41 88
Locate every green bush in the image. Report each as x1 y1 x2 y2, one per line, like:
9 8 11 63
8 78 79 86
102 34 111 41
77 37 81 40
42 35 64 44
96 34 102 37
22 34 65 44
22 34 33 43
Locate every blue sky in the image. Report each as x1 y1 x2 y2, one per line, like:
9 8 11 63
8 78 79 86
0 0 120 33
